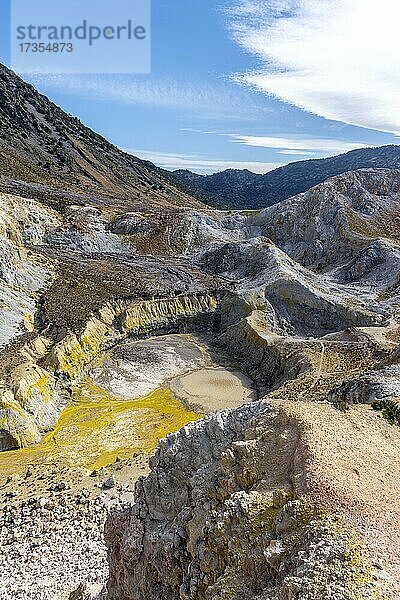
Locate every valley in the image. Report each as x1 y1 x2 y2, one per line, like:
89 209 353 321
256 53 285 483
0 332 255 480
0 65 400 600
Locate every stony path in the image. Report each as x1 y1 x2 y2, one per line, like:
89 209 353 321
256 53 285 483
0 480 135 600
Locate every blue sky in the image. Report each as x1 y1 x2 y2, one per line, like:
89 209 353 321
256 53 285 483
1 0 399 174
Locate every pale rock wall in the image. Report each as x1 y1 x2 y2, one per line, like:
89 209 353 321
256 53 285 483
329 365 400 423
220 310 311 391
0 193 59 349
202 238 386 338
46 205 130 254
105 401 378 600
249 170 400 271
0 387 40 449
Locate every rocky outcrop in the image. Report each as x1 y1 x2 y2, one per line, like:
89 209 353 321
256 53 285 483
0 389 39 449
121 294 219 334
249 169 400 271
44 293 220 377
0 193 58 349
203 238 385 338
219 310 310 390
46 205 130 254
218 295 380 398
110 209 248 257
329 365 400 424
105 401 385 600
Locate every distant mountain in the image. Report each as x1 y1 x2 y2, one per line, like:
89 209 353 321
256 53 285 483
3 64 400 215
168 145 400 209
0 64 203 211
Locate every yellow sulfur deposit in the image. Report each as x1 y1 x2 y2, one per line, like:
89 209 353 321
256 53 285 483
0 380 202 475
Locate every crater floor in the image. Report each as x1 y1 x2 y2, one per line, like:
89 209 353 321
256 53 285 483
0 334 255 600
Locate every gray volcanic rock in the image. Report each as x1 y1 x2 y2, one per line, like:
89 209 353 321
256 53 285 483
249 169 400 270
201 237 385 338
0 479 133 600
109 209 248 258
329 365 400 418
70 583 107 600
105 401 386 600
0 194 58 349
46 205 130 254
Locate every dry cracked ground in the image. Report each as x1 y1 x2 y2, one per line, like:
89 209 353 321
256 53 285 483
1 66 400 600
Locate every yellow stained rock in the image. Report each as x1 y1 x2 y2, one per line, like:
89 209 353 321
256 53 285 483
0 380 202 474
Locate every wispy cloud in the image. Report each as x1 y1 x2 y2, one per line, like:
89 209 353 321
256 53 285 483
227 0 400 134
227 134 372 155
279 150 318 156
28 74 263 120
125 149 282 174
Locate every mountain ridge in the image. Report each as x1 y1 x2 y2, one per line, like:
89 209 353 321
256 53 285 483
168 144 400 209
0 64 204 211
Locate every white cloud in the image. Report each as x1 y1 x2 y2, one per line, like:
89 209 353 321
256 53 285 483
278 150 318 156
227 134 372 155
228 0 400 134
28 74 261 120
125 149 282 174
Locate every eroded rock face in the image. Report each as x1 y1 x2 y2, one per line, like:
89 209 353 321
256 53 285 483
105 402 380 600
203 238 384 338
0 193 58 349
47 205 131 254
329 365 400 424
110 210 248 258
249 169 400 271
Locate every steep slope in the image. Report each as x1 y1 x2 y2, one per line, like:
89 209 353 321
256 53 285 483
0 169 400 598
250 168 400 269
0 64 203 211
101 168 400 600
1 65 400 600
106 400 400 600
169 145 400 209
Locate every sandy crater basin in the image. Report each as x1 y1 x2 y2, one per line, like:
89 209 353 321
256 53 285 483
168 367 256 413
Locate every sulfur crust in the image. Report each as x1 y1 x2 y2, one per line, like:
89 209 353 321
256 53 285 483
0 381 202 474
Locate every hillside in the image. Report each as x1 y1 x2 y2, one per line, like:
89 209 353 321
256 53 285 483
1 167 400 598
169 144 400 209
0 64 203 211
1 66 400 600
